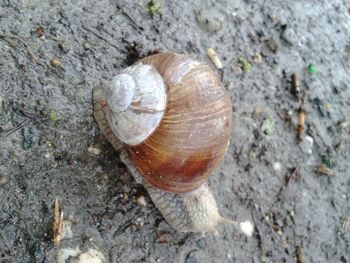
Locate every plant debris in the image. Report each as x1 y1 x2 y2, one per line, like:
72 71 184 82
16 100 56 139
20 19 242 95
314 164 334 176
307 64 317 74
147 0 161 16
238 57 251 73
296 108 305 144
22 127 36 150
341 212 350 233
207 48 223 69
49 110 59 122
261 117 275 135
50 58 63 68
53 198 63 246
35 26 45 38
290 73 300 98
295 246 304 263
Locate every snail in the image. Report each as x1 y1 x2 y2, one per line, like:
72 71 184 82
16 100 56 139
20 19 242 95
93 53 253 235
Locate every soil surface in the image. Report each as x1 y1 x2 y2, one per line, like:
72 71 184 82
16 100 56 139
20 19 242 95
1 0 349 262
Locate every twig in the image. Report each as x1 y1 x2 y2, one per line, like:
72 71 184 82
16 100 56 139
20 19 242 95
0 33 46 67
252 209 265 255
295 245 304 263
122 11 144 32
0 190 10 208
0 120 29 139
81 23 125 53
18 109 37 119
53 198 63 246
0 230 13 255
341 211 350 233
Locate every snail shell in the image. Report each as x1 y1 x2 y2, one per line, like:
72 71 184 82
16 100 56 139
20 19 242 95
93 53 236 233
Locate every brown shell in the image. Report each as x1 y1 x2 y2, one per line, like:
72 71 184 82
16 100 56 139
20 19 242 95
127 53 232 193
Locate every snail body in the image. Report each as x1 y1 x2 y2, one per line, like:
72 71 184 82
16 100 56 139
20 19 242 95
93 53 238 234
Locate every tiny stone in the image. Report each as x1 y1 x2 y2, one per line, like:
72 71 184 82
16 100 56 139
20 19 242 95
239 220 254 237
281 27 298 46
253 107 263 116
50 58 63 68
135 217 144 227
273 162 281 171
300 135 314 154
58 41 70 53
0 176 9 185
253 52 262 63
44 152 50 158
57 247 81 263
87 145 102 155
84 42 92 50
136 195 147 207
78 248 105 263
155 232 170 244
265 37 279 53
197 8 225 32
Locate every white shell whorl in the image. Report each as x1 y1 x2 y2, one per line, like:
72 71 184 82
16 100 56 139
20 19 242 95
106 64 167 146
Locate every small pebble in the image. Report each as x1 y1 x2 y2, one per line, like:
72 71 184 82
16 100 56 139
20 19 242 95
265 37 278 53
0 176 9 185
273 162 281 171
50 58 63 68
197 8 225 32
252 52 262 63
281 27 298 46
239 220 254 237
35 26 45 38
87 145 102 155
155 231 170 244
83 43 92 50
136 195 147 207
56 247 81 263
58 41 70 53
300 135 314 154
135 217 144 227
78 249 105 263
253 107 263 116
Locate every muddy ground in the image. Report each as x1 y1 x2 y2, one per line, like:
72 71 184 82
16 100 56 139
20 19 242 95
0 0 349 262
